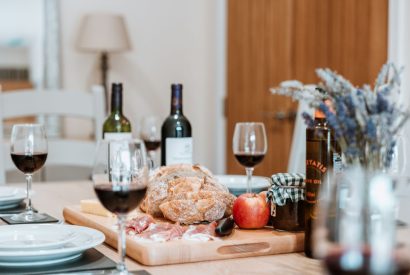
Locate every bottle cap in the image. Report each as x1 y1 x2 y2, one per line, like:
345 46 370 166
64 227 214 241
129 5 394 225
171 83 183 91
314 109 325 119
112 83 123 92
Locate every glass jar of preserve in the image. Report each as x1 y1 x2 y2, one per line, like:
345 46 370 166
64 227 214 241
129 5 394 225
267 173 305 232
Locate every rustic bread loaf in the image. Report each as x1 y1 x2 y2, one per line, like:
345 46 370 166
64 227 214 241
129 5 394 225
140 164 235 224
159 199 226 224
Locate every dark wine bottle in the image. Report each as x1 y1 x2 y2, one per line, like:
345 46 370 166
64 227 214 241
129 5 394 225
304 109 333 258
161 83 192 166
102 83 132 140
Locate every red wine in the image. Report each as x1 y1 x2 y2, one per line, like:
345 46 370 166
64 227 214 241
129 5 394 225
11 153 47 174
161 84 192 166
234 153 265 167
94 184 146 214
143 140 161 151
325 249 410 275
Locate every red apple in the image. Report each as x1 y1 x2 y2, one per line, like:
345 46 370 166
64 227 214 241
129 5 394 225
258 191 268 202
232 193 270 229
259 191 271 212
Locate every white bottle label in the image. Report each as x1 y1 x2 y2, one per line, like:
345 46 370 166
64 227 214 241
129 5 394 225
103 133 132 141
108 140 131 184
165 137 193 165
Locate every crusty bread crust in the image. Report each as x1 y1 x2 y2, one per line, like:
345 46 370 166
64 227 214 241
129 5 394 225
140 164 235 224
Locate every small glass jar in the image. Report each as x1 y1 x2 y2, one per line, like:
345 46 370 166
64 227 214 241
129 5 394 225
271 196 305 231
267 173 305 232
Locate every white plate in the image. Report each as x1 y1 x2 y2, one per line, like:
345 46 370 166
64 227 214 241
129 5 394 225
0 253 82 267
0 187 19 198
0 225 104 265
0 187 26 206
216 175 271 196
0 224 78 250
0 202 21 210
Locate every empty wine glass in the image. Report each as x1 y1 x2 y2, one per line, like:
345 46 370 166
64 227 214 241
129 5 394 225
232 122 268 193
92 140 148 274
389 134 407 176
388 134 410 226
140 116 161 168
10 124 48 222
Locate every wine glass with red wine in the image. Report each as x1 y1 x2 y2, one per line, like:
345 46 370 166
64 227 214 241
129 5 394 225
10 124 48 222
92 140 148 274
313 167 410 274
140 116 161 168
233 122 267 193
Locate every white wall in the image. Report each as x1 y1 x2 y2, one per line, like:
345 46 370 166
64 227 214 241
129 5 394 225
60 0 226 173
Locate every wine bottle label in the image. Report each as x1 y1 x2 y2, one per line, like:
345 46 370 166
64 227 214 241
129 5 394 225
108 140 131 184
103 133 132 141
305 159 328 203
165 137 193 165
305 138 329 204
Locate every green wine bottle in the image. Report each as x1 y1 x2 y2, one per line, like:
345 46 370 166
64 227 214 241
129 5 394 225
102 83 132 140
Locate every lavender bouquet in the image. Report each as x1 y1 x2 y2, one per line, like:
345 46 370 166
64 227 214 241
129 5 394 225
271 63 410 171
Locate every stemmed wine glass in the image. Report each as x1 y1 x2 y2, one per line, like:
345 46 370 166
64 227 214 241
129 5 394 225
10 124 48 222
92 140 148 274
313 167 410 274
233 122 267 193
140 116 161 168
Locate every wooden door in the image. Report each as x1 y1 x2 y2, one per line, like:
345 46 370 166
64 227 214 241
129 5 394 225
227 0 388 176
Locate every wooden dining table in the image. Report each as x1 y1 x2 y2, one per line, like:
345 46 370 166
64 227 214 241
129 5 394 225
0 181 350 274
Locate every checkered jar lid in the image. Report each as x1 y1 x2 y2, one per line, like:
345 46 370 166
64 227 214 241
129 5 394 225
267 173 305 206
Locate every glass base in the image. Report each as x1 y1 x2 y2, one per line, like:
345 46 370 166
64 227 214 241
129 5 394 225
11 211 47 222
102 266 128 275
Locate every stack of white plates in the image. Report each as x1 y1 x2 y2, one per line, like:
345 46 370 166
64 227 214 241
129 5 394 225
0 187 26 210
216 175 272 196
0 224 105 267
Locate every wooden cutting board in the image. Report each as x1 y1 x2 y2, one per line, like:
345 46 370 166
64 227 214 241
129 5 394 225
63 205 304 266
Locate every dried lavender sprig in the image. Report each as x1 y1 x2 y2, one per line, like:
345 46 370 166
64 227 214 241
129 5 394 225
270 63 410 170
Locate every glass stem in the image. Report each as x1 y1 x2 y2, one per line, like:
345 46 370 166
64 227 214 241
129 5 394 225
148 150 156 168
245 167 254 194
117 214 127 273
25 174 33 213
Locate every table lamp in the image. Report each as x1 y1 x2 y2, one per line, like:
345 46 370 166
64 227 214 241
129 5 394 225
76 13 131 112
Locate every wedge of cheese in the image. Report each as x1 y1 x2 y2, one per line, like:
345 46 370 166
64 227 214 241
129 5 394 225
80 199 113 217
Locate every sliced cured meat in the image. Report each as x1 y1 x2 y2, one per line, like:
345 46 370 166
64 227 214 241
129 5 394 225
135 222 187 242
183 221 218 241
126 214 155 234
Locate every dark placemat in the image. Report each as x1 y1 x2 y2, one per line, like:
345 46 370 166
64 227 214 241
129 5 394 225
0 202 38 215
1 213 59 224
51 270 151 274
397 219 408 227
0 248 120 275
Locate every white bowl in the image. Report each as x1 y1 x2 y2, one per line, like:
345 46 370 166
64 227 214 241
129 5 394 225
216 174 271 196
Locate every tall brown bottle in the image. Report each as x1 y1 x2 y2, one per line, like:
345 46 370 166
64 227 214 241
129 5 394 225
304 110 333 258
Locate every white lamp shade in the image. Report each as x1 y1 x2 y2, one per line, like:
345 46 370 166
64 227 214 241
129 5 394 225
77 14 131 53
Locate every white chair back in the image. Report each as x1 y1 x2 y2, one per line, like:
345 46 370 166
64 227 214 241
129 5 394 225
0 86 105 184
